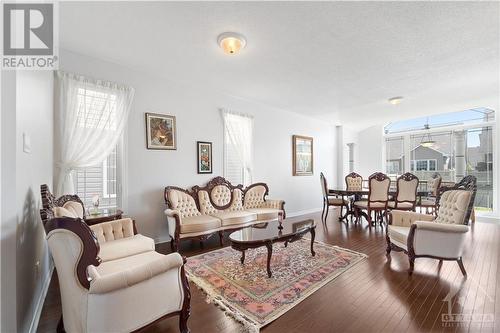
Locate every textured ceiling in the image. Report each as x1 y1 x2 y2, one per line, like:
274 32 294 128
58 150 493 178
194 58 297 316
60 1 500 127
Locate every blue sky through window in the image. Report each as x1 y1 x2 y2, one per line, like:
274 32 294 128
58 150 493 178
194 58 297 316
385 108 495 134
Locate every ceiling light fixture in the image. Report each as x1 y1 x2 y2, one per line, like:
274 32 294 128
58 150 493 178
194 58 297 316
420 120 436 148
217 32 246 55
388 96 404 105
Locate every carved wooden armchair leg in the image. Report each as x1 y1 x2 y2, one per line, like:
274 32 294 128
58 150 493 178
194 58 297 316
366 209 372 227
218 230 224 247
179 259 191 333
57 315 65 333
321 199 326 222
457 257 467 276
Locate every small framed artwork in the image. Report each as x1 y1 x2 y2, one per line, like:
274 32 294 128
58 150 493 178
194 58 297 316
145 113 177 150
292 135 313 176
197 141 213 174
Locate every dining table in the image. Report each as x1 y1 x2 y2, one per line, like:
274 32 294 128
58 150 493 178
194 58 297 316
328 187 432 222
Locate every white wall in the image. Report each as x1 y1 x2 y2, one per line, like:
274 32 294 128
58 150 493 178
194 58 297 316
15 71 54 333
1 71 54 333
1 71 18 333
356 124 384 179
60 49 336 242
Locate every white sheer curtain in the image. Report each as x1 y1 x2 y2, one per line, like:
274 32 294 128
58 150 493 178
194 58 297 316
221 109 254 185
55 71 134 195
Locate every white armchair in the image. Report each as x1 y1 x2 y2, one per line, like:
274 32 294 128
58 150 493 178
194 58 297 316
386 176 477 275
44 217 191 333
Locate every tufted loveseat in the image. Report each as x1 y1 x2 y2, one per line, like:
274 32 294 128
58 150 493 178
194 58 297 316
164 177 285 251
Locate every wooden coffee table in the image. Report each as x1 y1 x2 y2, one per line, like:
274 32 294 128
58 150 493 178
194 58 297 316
229 218 316 278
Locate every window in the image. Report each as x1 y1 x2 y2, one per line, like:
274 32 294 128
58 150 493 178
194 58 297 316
73 87 121 209
384 108 495 210
222 110 254 186
411 159 437 171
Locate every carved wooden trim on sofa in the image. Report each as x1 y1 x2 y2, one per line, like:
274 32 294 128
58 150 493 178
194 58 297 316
191 176 244 210
40 184 84 226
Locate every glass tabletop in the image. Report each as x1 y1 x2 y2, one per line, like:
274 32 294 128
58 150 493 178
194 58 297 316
87 208 123 218
229 218 315 243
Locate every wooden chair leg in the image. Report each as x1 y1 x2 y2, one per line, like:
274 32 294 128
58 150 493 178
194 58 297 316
367 209 372 227
218 231 224 247
324 204 330 222
57 315 65 333
408 256 415 275
457 257 467 276
321 200 326 222
339 204 344 222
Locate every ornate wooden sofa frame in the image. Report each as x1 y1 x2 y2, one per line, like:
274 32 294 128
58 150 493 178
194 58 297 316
43 217 191 333
164 176 286 251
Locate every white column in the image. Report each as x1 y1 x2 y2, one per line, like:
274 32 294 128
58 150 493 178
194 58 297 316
336 125 344 187
347 143 355 173
453 130 466 182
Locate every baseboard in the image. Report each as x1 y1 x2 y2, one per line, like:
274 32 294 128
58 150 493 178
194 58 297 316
29 262 54 333
286 207 324 217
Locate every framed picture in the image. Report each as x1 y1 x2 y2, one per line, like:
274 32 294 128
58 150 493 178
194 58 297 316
293 135 313 176
145 113 177 150
197 141 213 174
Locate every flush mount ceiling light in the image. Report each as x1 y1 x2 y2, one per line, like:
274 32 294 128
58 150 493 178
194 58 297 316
217 32 246 55
388 96 404 105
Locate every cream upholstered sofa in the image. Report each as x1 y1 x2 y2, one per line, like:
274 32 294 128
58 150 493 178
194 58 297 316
40 184 155 264
43 216 191 333
164 176 285 251
386 176 477 275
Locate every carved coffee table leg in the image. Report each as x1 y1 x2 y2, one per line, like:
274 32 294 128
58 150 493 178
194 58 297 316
265 242 273 278
240 250 245 264
310 227 316 256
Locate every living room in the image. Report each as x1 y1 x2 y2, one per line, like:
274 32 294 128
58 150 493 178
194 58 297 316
1 1 499 333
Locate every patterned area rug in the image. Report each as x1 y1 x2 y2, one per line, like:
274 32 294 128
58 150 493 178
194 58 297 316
185 239 367 331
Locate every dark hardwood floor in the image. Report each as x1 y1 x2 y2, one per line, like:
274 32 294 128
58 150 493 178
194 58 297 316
37 211 500 333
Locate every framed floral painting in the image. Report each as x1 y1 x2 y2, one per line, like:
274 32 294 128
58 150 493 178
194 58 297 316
145 113 177 150
197 141 213 174
292 135 313 176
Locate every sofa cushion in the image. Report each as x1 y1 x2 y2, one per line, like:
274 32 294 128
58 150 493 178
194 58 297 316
387 201 414 209
388 225 410 248
354 200 386 208
167 189 201 218
210 211 257 226
245 208 281 221
180 215 221 234
98 234 155 262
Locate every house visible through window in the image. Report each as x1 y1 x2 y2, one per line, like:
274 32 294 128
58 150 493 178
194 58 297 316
74 87 121 209
222 111 254 186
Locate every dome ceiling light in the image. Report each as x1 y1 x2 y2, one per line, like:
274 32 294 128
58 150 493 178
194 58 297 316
388 96 404 105
217 32 246 55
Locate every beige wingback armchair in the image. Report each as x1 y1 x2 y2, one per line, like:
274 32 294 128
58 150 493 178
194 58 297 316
386 176 477 275
44 217 191 333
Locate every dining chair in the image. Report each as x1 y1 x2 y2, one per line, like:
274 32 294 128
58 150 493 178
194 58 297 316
353 172 390 227
320 172 348 223
419 174 442 215
345 172 363 191
388 173 419 211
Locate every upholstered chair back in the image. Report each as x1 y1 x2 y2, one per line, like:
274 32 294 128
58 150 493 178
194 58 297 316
428 176 442 196
209 185 232 207
396 173 419 202
435 190 472 225
52 201 85 219
40 184 85 226
165 188 201 218
345 172 363 191
319 172 328 200
368 173 390 202
89 218 135 243
243 184 268 209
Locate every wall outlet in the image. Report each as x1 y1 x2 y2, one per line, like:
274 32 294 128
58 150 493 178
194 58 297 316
23 132 31 153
